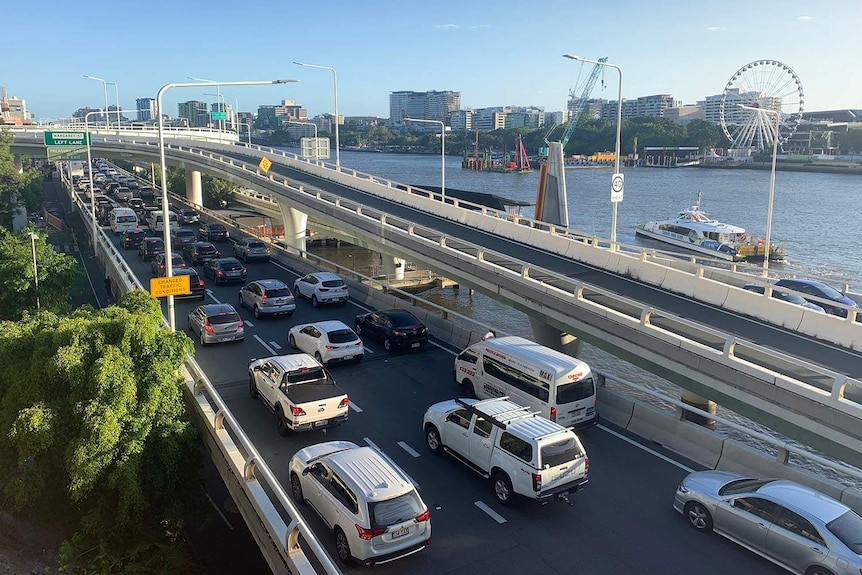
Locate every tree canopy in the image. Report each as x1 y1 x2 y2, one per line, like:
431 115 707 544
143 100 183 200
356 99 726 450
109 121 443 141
0 129 43 229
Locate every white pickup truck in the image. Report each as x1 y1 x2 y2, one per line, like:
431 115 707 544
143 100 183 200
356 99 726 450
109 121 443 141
248 354 349 435
423 397 589 505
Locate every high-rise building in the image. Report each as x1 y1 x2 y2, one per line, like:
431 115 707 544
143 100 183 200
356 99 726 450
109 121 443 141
178 101 209 127
450 109 473 131
256 100 308 129
471 107 507 131
389 90 460 125
136 97 157 121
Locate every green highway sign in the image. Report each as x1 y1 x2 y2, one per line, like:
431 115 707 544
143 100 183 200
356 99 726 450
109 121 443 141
47 146 88 161
211 111 228 121
43 131 90 147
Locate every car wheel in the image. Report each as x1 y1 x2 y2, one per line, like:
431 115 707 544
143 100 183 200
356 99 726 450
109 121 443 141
355 322 363 335
249 377 258 399
383 337 392 352
290 472 304 504
311 295 319 308
684 501 713 532
492 472 514 506
461 378 477 399
288 334 297 349
425 425 443 454
253 305 262 319
334 527 352 565
276 407 290 437
314 351 324 364
805 567 835 575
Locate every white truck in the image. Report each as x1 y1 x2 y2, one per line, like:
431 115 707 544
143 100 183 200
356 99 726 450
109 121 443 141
423 396 589 505
248 354 349 435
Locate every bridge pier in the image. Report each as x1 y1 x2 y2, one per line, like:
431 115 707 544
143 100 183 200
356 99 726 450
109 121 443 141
186 169 202 206
13 154 24 174
679 389 717 428
528 317 581 357
276 199 308 254
382 255 406 281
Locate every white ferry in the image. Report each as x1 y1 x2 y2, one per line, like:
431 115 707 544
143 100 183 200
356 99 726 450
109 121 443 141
635 193 784 262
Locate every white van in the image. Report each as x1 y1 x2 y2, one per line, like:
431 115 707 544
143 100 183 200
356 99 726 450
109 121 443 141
453 336 598 429
145 210 178 233
108 207 139 235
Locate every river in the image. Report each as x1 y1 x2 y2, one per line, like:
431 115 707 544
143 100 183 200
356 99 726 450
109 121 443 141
288 148 861 482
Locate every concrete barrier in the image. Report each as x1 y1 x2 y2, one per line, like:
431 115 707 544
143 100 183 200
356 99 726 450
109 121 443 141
625 402 724 468
596 386 634 428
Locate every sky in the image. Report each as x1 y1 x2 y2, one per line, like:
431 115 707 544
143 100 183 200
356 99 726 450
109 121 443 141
4 0 861 121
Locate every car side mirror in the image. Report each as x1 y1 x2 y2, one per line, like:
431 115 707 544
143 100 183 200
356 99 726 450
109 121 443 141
301 467 311 476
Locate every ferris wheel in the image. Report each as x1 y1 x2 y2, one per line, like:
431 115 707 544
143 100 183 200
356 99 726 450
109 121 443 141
719 59 805 152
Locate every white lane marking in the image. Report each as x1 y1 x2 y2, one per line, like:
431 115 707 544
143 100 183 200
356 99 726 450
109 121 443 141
598 424 695 473
253 335 276 355
398 441 421 458
349 401 363 413
206 289 221 304
244 318 255 327
474 501 507 524
205 492 234 530
363 437 380 450
362 346 374 354
269 341 282 350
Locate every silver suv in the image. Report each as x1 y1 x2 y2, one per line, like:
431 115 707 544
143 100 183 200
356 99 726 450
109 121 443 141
238 279 296 318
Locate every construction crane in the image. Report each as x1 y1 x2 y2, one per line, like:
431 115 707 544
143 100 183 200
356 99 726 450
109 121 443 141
542 57 608 156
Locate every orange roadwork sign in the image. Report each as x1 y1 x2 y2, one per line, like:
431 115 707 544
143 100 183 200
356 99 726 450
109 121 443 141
149 275 191 298
258 156 272 173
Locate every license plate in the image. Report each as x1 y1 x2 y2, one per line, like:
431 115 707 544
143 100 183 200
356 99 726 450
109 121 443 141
313 420 328 428
391 527 409 539
227 271 239 277
274 299 285 305
411 342 421 348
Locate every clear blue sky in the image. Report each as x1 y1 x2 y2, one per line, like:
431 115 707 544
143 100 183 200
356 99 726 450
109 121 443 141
5 0 860 120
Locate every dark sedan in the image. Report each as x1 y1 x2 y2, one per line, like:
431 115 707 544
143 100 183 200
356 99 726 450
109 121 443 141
182 241 220 265
774 278 858 318
202 257 247 285
354 309 428 352
121 229 147 250
198 223 229 242
137 237 164 261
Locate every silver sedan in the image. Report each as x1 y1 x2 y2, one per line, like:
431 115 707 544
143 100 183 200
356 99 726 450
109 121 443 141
674 470 862 575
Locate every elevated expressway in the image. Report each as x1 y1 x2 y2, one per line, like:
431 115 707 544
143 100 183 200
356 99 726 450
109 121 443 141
9 127 862 468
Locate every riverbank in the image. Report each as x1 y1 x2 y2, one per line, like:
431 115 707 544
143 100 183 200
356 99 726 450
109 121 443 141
697 160 862 175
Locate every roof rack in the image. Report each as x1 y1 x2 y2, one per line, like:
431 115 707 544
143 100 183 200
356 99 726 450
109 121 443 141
455 397 539 431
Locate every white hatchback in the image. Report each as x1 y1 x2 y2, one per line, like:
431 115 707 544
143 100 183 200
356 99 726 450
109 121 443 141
289 441 431 566
288 320 363 364
293 272 349 307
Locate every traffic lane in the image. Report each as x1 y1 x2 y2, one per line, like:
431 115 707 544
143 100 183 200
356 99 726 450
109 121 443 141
215 151 860 376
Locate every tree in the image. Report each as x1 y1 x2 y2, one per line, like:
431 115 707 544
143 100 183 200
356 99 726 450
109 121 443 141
0 227 81 320
0 129 43 229
0 290 205 573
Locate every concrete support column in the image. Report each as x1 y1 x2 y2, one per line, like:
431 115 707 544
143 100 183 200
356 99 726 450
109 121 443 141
13 154 24 174
382 255 406 281
276 198 308 254
528 318 581 357
185 170 203 206
679 389 717 429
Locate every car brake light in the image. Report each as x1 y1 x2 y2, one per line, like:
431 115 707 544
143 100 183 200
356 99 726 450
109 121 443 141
237 318 243 328
415 510 430 522
325 345 335 350
261 293 267 304
242 267 247 275
392 330 404 336
584 457 590 475
532 472 542 492
355 524 386 540
338 396 349 409
204 320 213 334
290 406 306 416
198 279 205 287
550 406 557 422
217 270 224 276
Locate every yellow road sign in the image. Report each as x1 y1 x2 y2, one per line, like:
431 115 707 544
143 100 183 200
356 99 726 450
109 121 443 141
259 156 272 173
150 275 191 298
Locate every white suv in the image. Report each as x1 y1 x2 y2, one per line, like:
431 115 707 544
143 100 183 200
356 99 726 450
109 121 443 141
293 272 349 307
289 441 431 566
423 397 590 505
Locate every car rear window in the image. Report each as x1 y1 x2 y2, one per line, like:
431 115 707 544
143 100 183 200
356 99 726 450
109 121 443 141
176 229 195 237
388 312 417 327
321 279 345 288
556 377 596 404
327 329 357 344
370 492 423 528
539 437 584 468
264 288 291 298
208 313 239 325
209 225 227 232
247 241 265 248
285 367 326 384
224 261 243 271
198 245 216 253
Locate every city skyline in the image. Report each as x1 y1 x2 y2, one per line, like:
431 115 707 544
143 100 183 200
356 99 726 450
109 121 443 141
4 0 861 121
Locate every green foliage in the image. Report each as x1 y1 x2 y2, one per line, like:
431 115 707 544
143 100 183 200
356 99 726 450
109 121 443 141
0 290 204 573
0 227 81 320
0 129 44 229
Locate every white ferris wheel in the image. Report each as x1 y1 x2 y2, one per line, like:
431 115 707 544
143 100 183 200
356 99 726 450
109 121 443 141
719 59 805 152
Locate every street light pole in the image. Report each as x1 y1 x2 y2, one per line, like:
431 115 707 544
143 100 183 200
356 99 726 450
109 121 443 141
293 62 340 168
237 121 253 144
157 78 298 330
563 54 624 247
189 76 223 131
83 74 110 126
29 232 40 311
107 82 121 127
404 117 445 198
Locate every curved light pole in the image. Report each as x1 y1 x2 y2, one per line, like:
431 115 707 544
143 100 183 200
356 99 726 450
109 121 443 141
293 62 340 168
237 121 254 144
563 54 624 247
157 78 298 330
404 117 445 198
107 82 121 127
83 74 110 126
289 120 318 160
739 104 781 275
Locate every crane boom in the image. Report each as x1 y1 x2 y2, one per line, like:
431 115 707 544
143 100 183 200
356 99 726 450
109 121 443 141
559 57 608 151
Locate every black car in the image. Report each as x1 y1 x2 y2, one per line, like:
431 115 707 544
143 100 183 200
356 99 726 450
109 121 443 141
182 241 220 264
127 198 146 211
138 186 156 199
198 223 229 242
172 268 206 300
121 228 147 250
138 237 165 261
233 238 270 262
202 257 247 285
354 309 429 352
178 208 200 225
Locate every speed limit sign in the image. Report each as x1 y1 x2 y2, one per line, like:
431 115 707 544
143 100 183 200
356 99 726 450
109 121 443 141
611 173 624 203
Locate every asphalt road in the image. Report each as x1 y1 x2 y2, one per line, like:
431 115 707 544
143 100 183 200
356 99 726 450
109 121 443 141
99 211 783 575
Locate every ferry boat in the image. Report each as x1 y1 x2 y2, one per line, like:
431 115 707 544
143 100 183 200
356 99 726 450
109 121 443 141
635 193 785 262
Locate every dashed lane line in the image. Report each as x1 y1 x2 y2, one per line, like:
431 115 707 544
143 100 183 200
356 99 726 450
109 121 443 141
474 501 507 524
398 441 421 458
206 289 221 304
253 335 276 355
598 424 695 473
269 341 282 350
244 318 255 327
349 401 363 413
